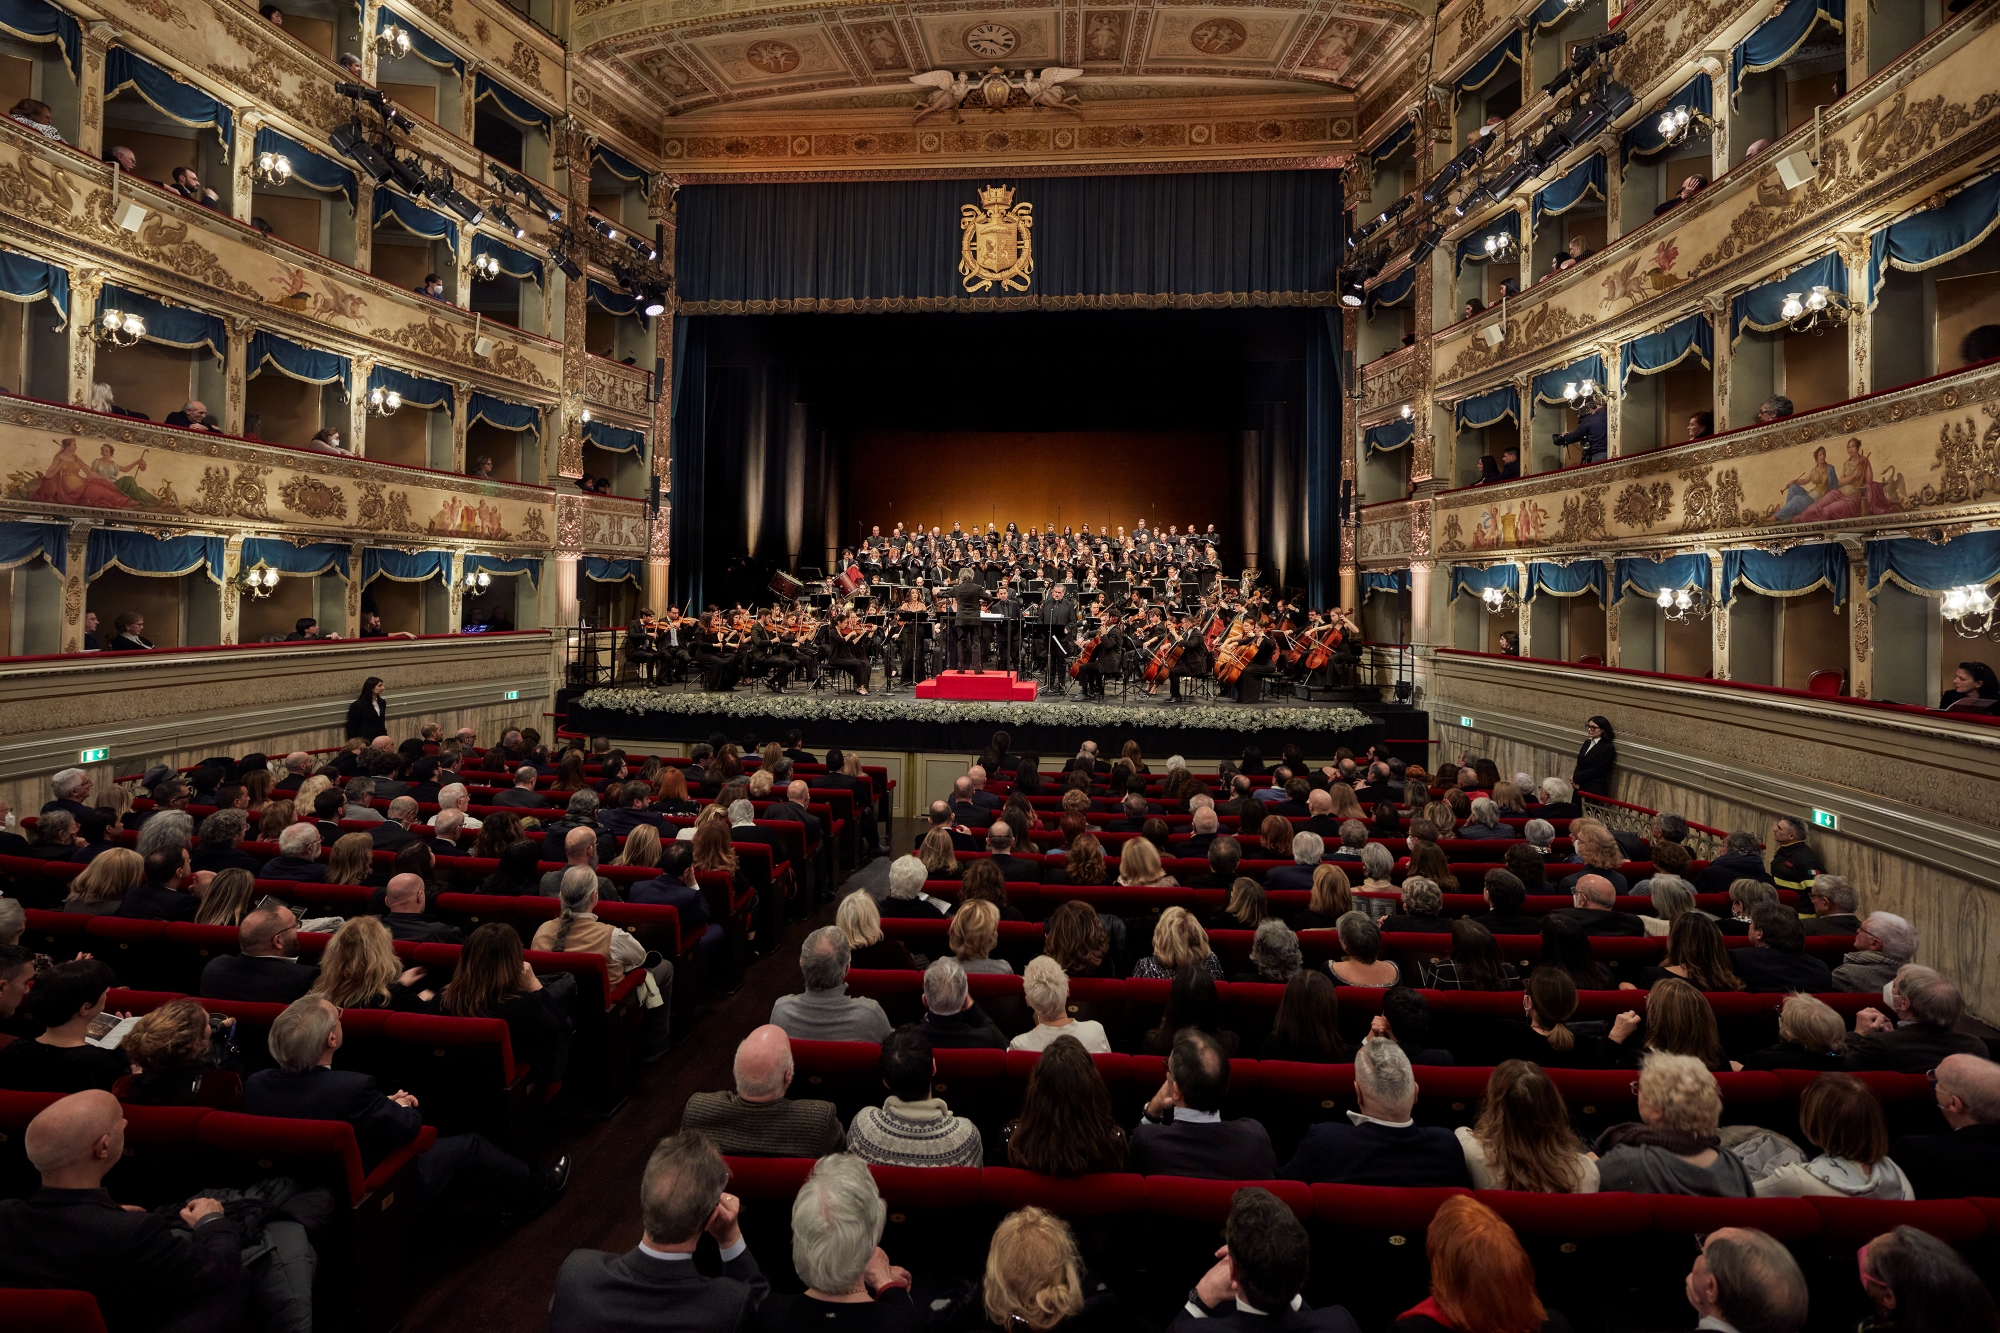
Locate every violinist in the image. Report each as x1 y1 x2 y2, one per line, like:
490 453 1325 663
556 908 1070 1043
823 610 873 694
627 606 663 684
693 611 742 693
747 613 796 692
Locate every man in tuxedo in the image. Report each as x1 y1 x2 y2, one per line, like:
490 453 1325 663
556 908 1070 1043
1130 1029 1276 1179
246 995 568 1215
1731 904 1833 993
1678 1228 1807 1333
369 796 421 852
1845 966 1988 1072
0 1090 244 1331
1547 875 1645 936
983 823 1040 883
1280 1038 1471 1187
199 905 321 1002
549 1129 769 1333
490 766 551 807
1893 1053 2000 1199
378 872 464 944
1172 1186 1360 1333
950 569 986 671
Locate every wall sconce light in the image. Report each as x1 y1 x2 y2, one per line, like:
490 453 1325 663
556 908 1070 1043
473 253 502 280
1656 104 1715 148
1563 378 1604 410
365 385 401 416
1942 583 1998 639
253 150 292 186
241 566 279 599
1656 585 1708 622
462 569 493 592
97 309 145 347
1482 231 1515 260
1480 586 1518 614
1780 285 1853 334
1400 403 1413 420
376 24 412 59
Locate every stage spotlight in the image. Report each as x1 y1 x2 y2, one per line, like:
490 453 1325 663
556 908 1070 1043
639 287 667 318
1409 224 1444 264
1482 161 1534 201
431 183 484 225
549 248 582 282
626 233 659 261
590 218 619 243
491 204 525 239
1339 270 1367 307
329 120 394 185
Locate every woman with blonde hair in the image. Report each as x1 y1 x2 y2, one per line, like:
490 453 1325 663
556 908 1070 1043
1490 781 1527 815
324 831 377 886
1116 836 1176 888
1456 1060 1599 1193
62 847 140 914
1133 905 1220 979
113 998 242 1108
1291 862 1354 931
1010 956 1110 1053
1564 818 1630 891
193 868 257 926
1593 1051 1752 1196
837 890 915 970
1744 992 1848 1070
311 916 432 1010
960 1206 1131 1332
1058 788 1092 823
1327 784 1363 820
293 774 333 819
951 898 1013 975
257 800 296 840
613 824 663 869
1219 877 1268 928
1059 832 1107 886
917 826 960 879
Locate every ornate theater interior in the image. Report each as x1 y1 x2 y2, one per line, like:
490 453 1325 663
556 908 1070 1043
0 0 1998 1327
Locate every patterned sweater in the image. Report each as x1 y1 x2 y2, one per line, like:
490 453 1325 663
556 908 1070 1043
846 1096 983 1168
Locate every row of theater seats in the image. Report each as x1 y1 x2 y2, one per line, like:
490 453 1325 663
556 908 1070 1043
838 969 1869 1063
911 875 1747 915
715 1157 2000 1333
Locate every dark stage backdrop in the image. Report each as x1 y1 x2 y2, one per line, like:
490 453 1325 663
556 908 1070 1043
847 431 1228 540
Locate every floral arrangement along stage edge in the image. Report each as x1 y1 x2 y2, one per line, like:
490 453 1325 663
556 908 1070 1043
574 688 1378 734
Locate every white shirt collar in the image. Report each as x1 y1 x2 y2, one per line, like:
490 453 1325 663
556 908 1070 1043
1173 1107 1221 1124
639 1242 692 1261
1697 1318 1740 1333
1238 1296 1305 1316
1348 1110 1415 1129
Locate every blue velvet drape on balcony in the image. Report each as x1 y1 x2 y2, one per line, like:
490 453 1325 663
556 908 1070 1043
1866 532 2000 596
584 557 640 583
242 539 351 578
0 246 67 330
1451 563 1520 602
1721 543 1847 606
1613 553 1710 604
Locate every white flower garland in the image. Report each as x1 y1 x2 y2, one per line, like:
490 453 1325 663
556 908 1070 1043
572 688 1376 733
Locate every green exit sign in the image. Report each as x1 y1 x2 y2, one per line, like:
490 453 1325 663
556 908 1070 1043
1811 809 1838 830
78 746 108 764
1459 716 1474 729
503 689 521 701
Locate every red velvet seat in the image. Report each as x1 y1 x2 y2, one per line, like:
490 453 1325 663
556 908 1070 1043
982 1166 1147 1215
3 1289 110 1333
791 1038 894 1122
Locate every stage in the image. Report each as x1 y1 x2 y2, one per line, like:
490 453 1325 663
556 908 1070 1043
567 681 1428 762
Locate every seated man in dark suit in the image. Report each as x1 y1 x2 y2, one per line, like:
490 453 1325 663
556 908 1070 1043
489 766 551 808
377 872 465 944
631 842 723 970
190 808 262 875
1893 1052 2000 1199
947 780 995 831
1175 1186 1360 1333
761 778 823 847
1298 788 1343 840
1679 1228 1808 1333
259 822 329 882
115 847 203 922
245 995 568 1216
919 958 1006 1050
1187 835 1242 889
982 822 1041 883
965 764 1003 810
1845 965 1988 1072
1100 793 1153 833
199 905 321 1002
368 796 422 852
1181 806 1222 857
1697 831 1775 896
598 781 666 838
1352 761 1400 809
1546 875 1645 936
1131 1028 1276 1180
548 1128 769 1333
1731 904 1834 993
1799 873 1864 937
0 1090 244 1331
425 808 470 856
1471 869 1545 936
1281 1036 1471 1187
920 800 981 853
1264 832 1322 893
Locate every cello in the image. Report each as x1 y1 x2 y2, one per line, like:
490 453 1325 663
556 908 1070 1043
1142 618 1186 684
1068 620 1105 679
1212 614 1262 686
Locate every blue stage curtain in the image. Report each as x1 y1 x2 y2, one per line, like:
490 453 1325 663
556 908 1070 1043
1721 543 1848 606
1366 264 1417 314
1370 121 1413 165
1456 31 1522 106
587 278 647 325
1364 417 1415 455
104 49 231 153
1868 172 2000 308
465 553 540 588
1614 552 1710 604
471 233 542 286
362 548 447 584
96 283 224 357
1456 384 1519 430
675 169 1342 312
1532 154 1605 237
1361 569 1408 601
1622 74 1712 168
584 556 640 584
378 10 462 73
1455 210 1520 276
473 72 550 130
1530 352 1607 415
1866 532 2000 595
1732 0 1842 106
252 127 356 210
1730 252 1845 344
582 419 643 454
0 246 67 330
1527 560 1604 602
373 189 457 253
590 142 650 195
368 364 452 412
0 0 79 78
0 520 67 572
668 313 707 610
86 529 222 582
1451 563 1520 603
247 330 350 387
242 538 350 578
469 392 541 440
1621 312 1712 386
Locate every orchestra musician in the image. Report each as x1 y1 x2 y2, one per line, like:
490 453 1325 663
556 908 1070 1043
1076 610 1131 698
693 611 742 693
627 607 663 684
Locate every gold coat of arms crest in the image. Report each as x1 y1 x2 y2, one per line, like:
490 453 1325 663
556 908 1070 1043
960 184 1033 292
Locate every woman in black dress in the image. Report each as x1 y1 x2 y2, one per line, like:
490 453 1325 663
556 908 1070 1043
345 676 388 741
1570 715 1616 797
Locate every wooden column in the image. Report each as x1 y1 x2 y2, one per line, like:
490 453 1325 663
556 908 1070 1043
219 535 244 646
1603 556 1621 667
1843 539 1872 700
60 523 88 654
359 0 381 83
222 322 248 436
1513 560 1535 658
1409 561 1434 649
66 268 101 406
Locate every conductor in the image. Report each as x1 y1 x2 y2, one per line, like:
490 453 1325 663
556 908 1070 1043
951 568 987 672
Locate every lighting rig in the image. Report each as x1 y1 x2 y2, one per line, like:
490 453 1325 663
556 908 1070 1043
1338 31 1633 307
525 174 673 315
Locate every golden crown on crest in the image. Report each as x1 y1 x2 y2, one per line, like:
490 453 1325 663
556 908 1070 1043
977 184 1015 209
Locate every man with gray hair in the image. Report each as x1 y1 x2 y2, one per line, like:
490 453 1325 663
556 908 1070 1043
489 765 549 808
1833 911 1918 992
681 1024 845 1158
369 795 421 852
1801 873 1862 936
1893 1052 2000 1199
920 956 1006 1048
43 767 94 819
1846 964 1987 1072
540 825 617 900
548 1129 767 1331
436 782 483 830
276 752 312 793
1535 776 1579 819
1184 805 1222 856
1699 830 1777 895
191 808 260 874
258 823 327 882
1279 1036 1469 1186
878 853 949 918
1681 1227 1807 1333
341 776 384 823
770 926 891 1042
426 808 468 854
135 808 195 859
1267 831 1324 892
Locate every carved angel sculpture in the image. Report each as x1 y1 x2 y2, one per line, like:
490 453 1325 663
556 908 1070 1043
910 69 973 123
1021 67 1084 113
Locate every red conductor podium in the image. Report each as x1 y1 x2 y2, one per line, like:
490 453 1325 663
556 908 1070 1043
913 670 1039 702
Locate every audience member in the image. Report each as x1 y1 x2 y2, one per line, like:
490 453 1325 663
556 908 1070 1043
1282 1036 1469 1186
1134 906 1224 980
1593 1052 1752 1195
1455 1060 1597 1193
1856 1225 2000 1333
1892 1053 2000 1199
1730 903 1833 992
1753 1072 1913 1199
1743 993 1848 1071
681 1024 845 1157
1845 965 1986 1071
879 853 950 918
1833 911 1917 992
835 889 914 971
921 956 1007 1048
1327 911 1399 987
259 823 328 882
1799 873 1861 936
199 906 320 1002
1004 1034 1128 1176
771 926 892 1042
1011 955 1110 1053
1178 1186 1356 1331
1391 1196 1561 1333
1131 1028 1275 1179
848 1024 983 1168
749 1153 916 1330
0 960 125 1092
1679 1228 1808 1333
112 997 243 1108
